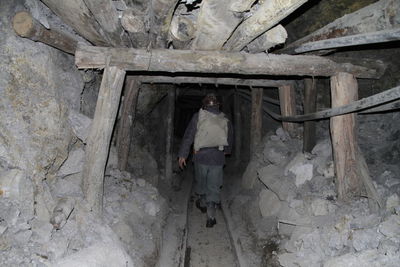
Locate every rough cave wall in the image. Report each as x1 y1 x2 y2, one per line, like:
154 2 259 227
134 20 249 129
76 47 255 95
283 0 400 178
126 83 170 185
0 0 84 224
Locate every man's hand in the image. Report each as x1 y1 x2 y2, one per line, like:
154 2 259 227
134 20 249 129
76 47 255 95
178 157 187 169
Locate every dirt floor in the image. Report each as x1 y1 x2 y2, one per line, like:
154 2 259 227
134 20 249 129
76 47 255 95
186 181 238 267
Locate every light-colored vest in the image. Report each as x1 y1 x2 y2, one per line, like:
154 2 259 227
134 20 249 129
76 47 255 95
194 109 228 151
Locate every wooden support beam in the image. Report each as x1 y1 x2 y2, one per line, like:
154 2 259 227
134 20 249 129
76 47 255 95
151 0 180 47
83 64 126 213
246 24 288 53
250 88 263 155
330 72 362 201
117 78 140 171
234 92 242 164
75 45 381 78
82 0 131 47
192 0 243 50
230 0 257 13
223 0 308 51
12 11 77 54
138 76 292 87
295 28 400 54
303 78 317 152
165 87 176 183
41 0 109 46
279 84 297 137
280 0 400 54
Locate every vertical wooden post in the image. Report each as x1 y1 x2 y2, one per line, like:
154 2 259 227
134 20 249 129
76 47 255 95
330 72 362 201
117 77 140 171
250 88 263 155
83 65 126 213
303 78 317 152
165 87 176 183
234 92 242 164
279 84 297 137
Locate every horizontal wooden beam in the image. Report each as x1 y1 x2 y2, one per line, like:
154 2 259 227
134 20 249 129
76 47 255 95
223 0 308 51
41 0 109 46
137 76 292 87
13 11 77 54
240 85 400 122
295 28 400 54
280 0 400 54
75 45 381 78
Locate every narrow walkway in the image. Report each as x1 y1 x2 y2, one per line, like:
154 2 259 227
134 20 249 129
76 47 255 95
186 195 238 267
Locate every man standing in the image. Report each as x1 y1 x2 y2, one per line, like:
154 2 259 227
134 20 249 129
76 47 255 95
178 93 233 228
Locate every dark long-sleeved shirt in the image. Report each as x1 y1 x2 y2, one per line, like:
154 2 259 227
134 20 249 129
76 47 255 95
178 106 233 166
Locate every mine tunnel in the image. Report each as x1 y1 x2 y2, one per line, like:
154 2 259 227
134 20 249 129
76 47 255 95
1 0 400 266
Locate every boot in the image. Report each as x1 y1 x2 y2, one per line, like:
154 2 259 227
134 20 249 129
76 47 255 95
206 217 217 228
206 202 217 228
195 199 207 213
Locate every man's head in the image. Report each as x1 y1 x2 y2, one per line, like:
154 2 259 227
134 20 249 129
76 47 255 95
202 93 220 108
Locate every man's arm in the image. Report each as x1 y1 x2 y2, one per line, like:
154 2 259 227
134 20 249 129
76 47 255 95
178 113 198 168
224 120 234 155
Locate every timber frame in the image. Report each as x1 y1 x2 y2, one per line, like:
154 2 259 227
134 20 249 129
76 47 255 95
13 0 397 213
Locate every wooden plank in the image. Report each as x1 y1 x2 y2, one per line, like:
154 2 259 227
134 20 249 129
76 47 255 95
41 0 109 46
223 0 308 51
82 64 126 213
303 78 317 152
151 0 180 47
82 0 131 47
295 28 400 54
138 76 292 87
165 87 176 183
192 0 243 50
280 0 400 54
117 78 140 171
279 84 297 137
330 72 362 201
250 88 263 155
246 24 288 53
249 85 400 122
12 11 77 54
234 92 242 164
75 45 381 78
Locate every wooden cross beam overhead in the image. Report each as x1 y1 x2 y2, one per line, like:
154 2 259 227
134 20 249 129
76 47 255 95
75 45 382 79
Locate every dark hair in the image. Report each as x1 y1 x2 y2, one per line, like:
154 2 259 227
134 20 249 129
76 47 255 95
202 93 220 107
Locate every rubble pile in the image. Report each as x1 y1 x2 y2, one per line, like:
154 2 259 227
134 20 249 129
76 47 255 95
0 143 168 266
231 128 400 267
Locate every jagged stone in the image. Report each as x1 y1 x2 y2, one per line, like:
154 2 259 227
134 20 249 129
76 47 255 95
137 178 146 187
258 165 296 201
57 148 85 177
0 201 20 227
285 153 314 187
378 215 400 238
311 198 336 216
276 127 290 142
55 242 134 267
378 239 399 257
50 198 75 230
51 173 83 198
259 189 282 218
13 229 32 245
30 219 53 243
323 249 400 267
242 160 260 189
145 201 160 216
67 110 92 143
386 193 399 211
352 228 381 251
